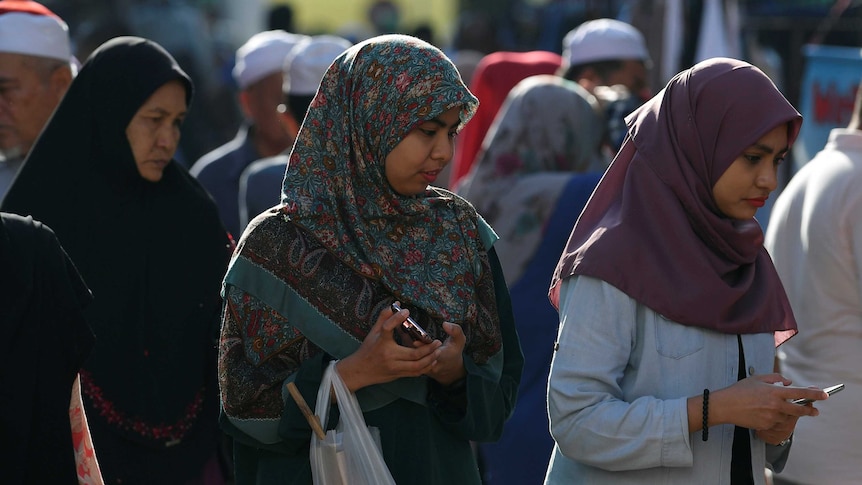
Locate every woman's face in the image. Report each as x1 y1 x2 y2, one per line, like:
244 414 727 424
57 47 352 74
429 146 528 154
384 106 461 196
712 124 788 220
126 79 187 182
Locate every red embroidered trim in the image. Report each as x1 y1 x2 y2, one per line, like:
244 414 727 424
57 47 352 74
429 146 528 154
79 369 205 443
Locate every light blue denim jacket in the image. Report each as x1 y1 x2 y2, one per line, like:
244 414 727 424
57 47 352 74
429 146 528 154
544 276 790 484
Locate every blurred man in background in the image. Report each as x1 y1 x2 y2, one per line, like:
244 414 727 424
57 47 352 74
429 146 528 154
765 79 862 485
559 18 652 162
0 0 75 198
238 34 352 229
191 29 306 239
559 18 652 101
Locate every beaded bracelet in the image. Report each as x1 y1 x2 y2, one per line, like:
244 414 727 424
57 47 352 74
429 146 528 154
702 389 710 441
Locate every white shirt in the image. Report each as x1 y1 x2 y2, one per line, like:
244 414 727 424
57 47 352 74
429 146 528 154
764 128 862 485
544 276 785 484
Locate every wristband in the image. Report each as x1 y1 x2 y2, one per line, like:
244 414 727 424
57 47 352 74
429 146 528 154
702 389 709 442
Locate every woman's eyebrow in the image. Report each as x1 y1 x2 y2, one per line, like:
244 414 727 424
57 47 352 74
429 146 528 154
145 107 187 117
423 117 461 130
749 142 789 154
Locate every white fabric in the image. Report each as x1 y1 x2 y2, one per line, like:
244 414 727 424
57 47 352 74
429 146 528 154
0 11 70 61
661 0 684 86
694 0 741 63
233 30 307 89
544 276 782 484
764 128 862 484
562 18 650 69
284 35 352 96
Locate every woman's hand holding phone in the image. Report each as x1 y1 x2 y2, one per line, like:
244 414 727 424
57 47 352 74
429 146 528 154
752 381 842 445
791 383 844 405
390 302 433 344
389 301 466 385
335 302 441 393
424 321 467 386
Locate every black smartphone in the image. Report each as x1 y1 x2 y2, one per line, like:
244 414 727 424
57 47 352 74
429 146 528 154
390 302 433 344
791 383 844 405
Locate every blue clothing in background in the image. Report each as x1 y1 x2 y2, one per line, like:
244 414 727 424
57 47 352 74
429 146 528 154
0 157 23 202
191 124 260 239
479 172 601 485
237 154 287 229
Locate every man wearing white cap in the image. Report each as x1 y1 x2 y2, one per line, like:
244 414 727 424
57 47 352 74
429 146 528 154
190 30 307 239
559 18 652 100
237 35 352 229
0 0 76 199
558 18 653 161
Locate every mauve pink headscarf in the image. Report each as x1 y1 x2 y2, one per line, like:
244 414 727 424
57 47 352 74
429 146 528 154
550 57 802 346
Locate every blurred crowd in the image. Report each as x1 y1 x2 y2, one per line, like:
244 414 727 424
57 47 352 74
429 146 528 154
29 0 862 169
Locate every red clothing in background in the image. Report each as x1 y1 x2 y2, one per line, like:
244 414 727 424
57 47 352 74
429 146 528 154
450 50 562 188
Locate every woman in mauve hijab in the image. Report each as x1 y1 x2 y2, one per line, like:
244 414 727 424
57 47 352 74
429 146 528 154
2 37 232 484
543 58 827 485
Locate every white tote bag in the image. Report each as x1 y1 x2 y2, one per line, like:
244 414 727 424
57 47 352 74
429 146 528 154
309 361 396 485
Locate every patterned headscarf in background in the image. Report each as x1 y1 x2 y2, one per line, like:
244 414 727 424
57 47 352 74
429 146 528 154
279 34 492 324
457 75 603 284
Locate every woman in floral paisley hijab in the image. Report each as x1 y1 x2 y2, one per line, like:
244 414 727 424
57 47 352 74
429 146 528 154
218 34 523 484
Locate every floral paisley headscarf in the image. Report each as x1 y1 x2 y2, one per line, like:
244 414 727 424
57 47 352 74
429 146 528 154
221 35 503 423
456 75 603 284
280 34 486 324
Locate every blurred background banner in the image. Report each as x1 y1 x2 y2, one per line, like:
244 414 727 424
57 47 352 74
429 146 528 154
284 0 459 45
793 44 862 174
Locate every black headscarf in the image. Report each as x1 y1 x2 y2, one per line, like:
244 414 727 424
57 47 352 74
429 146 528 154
1 36 231 474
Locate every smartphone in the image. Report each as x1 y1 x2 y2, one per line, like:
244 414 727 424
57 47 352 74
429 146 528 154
791 383 844 405
390 302 433 344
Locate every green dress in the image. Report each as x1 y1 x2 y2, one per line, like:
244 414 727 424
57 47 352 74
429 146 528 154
219 215 523 485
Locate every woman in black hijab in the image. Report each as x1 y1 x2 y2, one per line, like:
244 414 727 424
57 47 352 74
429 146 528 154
2 37 232 484
0 213 95 484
